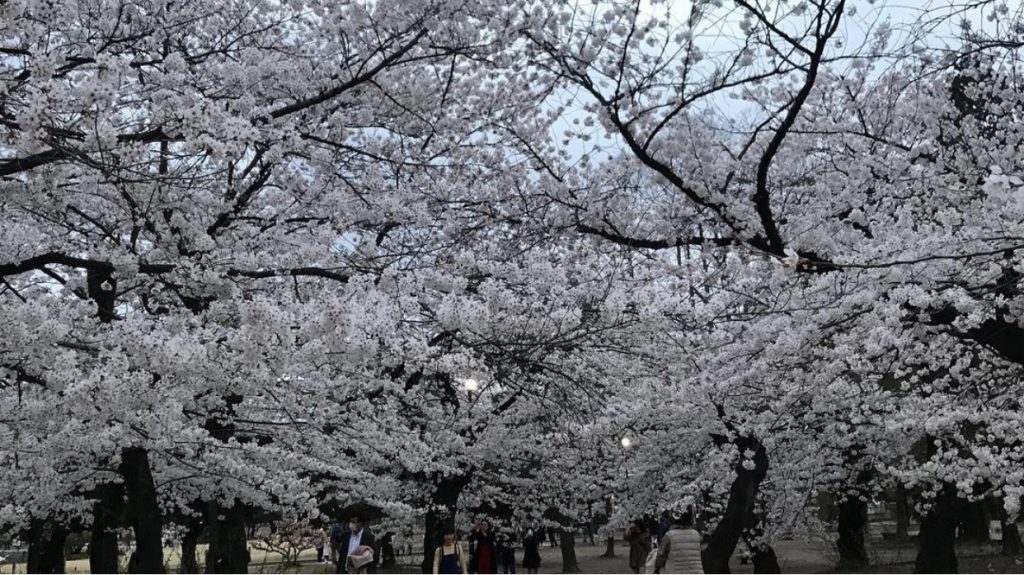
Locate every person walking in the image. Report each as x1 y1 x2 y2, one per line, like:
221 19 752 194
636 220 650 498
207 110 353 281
317 527 330 563
433 528 469 574
625 520 652 574
547 527 559 548
330 520 345 564
655 514 672 544
403 525 415 556
380 532 396 568
496 528 516 574
469 519 498 574
654 510 703 574
521 527 544 575
334 515 379 574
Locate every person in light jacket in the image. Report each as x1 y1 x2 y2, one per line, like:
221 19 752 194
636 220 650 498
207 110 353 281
654 511 703 574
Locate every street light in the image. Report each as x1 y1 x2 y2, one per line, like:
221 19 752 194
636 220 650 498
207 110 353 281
460 377 481 402
619 428 637 450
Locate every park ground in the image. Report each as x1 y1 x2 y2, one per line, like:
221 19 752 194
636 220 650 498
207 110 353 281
5 537 1024 574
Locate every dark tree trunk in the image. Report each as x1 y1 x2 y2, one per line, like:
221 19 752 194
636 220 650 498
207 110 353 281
421 507 443 574
603 535 615 558
915 485 961 574
180 517 205 573
201 390 249 575
742 509 780 573
702 438 769 574
749 543 780 574
90 482 124 574
560 529 580 573
27 518 67 574
837 494 870 570
990 498 1023 556
86 267 118 323
421 475 467 573
87 265 125 575
1002 521 1022 556
957 500 989 543
600 496 614 558
120 447 165 573
815 491 837 525
205 501 249 574
895 485 911 540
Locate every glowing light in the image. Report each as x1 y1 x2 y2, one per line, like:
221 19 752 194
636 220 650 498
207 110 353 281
463 378 480 393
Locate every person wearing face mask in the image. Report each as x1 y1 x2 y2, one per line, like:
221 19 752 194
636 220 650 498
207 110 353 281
334 514 378 574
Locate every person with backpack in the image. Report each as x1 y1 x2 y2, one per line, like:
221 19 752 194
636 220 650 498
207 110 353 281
433 528 469 574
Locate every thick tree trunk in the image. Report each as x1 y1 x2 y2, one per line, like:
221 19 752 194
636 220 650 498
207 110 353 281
1002 520 1022 556
205 501 249 574
600 497 614 558
90 482 124 573
957 500 989 543
702 438 769 574
749 543 780 574
120 447 165 573
837 494 870 570
560 529 580 573
895 485 911 539
990 497 1023 556
603 535 615 558
421 506 449 574
87 265 125 575
742 510 780 574
421 476 467 573
27 518 67 574
914 485 961 574
180 517 205 573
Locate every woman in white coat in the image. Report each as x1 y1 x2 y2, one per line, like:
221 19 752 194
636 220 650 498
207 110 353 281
654 511 703 574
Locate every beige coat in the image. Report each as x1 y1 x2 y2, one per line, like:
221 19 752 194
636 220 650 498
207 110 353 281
655 528 704 574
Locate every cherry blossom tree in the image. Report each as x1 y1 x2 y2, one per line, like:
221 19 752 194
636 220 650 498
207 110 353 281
6 2 1024 575
503 0 1024 572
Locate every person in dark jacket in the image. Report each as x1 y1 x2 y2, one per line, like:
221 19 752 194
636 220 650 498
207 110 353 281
625 520 652 574
655 513 672 544
380 532 396 568
334 515 378 574
547 527 559 548
468 519 498 574
521 527 544 574
496 528 516 574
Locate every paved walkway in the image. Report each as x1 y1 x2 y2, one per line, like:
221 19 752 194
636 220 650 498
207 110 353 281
540 540 835 574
